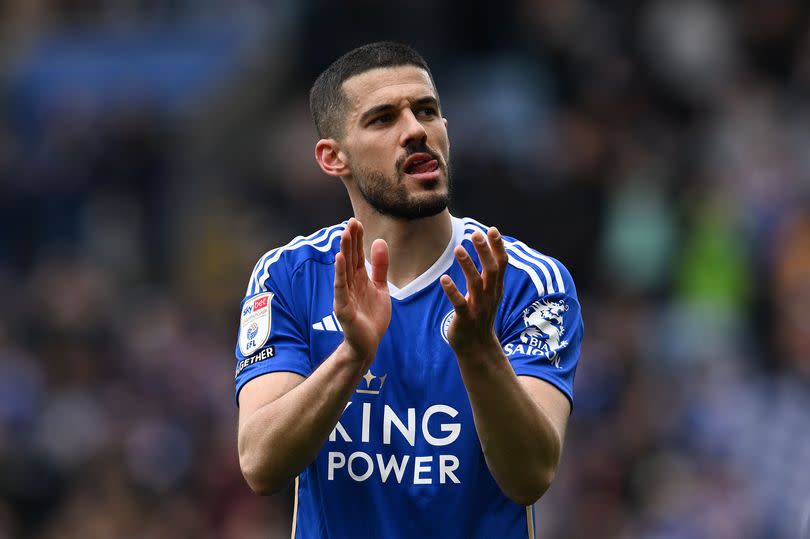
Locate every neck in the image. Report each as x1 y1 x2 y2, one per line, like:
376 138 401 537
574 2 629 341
353 207 453 289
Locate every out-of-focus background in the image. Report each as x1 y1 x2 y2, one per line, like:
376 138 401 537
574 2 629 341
1 1 809 538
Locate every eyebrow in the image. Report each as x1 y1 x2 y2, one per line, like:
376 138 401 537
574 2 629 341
358 96 440 124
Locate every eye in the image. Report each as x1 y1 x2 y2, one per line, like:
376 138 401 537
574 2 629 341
417 106 438 118
370 113 394 125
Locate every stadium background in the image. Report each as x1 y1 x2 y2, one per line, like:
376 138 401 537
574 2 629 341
1 1 809 537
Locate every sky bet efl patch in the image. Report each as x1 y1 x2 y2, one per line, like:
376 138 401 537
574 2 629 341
239 292 274 356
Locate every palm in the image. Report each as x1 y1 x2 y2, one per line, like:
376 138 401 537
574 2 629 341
337 268 390 350
333 220 391 363
439 228 508 354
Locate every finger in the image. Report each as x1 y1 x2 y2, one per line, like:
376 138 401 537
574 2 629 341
471 231 498 293
340 227 354 284
440 275 470 317
488 227 508 265
354 219 365 271
369 239 389 288
455 245 482 298
333 251 348 308
345 219 357 271
488 227 508 299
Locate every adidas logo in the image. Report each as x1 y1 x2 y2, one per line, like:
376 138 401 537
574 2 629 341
312 312 343 332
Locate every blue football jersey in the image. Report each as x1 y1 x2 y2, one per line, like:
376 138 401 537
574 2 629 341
234 216 584 539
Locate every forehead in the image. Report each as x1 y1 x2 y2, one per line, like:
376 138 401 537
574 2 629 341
342 65 437 113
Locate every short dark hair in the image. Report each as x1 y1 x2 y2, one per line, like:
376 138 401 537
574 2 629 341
309 41 436 139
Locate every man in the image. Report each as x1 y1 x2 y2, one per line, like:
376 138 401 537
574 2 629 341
235 42 583 538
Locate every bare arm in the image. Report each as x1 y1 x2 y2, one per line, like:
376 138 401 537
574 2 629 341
238 219 391 494
440 228 570 506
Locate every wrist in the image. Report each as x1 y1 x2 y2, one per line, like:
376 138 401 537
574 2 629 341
334 339 376 371
450 330 503 363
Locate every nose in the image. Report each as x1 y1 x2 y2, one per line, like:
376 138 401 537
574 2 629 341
398 108 427 147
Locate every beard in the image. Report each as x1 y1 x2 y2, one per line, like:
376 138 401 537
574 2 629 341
352 149 452 221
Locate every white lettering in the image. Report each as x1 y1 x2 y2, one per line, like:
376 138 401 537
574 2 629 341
376 454 410 483
422 405 461 446
439 455 460 484
326 452 462 486
329 402 352 442
383 405 416 446
506 342 555 357
347 452 373 481
413 456 432 485
361 402 371 443
328 451 345 480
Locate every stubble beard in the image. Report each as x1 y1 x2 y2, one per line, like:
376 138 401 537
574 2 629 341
353 157 452 221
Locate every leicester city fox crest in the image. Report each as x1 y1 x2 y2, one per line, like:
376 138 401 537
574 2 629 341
519 299 569 368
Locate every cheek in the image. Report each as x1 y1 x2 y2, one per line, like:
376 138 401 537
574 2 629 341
431 127 450 151
357 139 395 160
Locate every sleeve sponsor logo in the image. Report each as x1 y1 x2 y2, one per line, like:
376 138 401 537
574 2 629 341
504 298 569 368
239 292 274 356
235 346 275 377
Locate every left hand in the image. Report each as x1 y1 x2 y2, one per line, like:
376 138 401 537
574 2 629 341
440 228 509 354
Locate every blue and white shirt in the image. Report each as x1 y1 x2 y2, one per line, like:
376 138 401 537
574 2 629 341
235 216 584 539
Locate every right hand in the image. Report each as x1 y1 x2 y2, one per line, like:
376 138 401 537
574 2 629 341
333 218 391 367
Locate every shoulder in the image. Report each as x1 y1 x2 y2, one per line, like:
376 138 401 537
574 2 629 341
244 222 346 297
458 216 575 298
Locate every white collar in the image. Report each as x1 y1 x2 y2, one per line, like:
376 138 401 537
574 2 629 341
364 216 464 300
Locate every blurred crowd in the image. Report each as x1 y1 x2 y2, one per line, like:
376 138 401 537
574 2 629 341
1 0 809 538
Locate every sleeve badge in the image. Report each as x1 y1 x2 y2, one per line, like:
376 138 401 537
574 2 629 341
239 292 274 356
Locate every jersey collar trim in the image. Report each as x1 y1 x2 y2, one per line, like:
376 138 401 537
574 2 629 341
365 216 464 301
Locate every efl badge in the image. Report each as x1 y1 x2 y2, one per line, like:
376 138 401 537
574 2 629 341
239 292 274 356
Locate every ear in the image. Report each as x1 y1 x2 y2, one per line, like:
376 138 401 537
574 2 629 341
315 139 350 178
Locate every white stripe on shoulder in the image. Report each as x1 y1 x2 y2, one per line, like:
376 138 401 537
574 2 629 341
462 229 547 296
247 223 346 296
462 217 488 234
507 240 565 293
248 227 332 295
246 256 266 296
462 217 565 294
505 242 556 294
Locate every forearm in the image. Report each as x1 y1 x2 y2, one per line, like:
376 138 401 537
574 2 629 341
238 341 367 494
455 337 562 505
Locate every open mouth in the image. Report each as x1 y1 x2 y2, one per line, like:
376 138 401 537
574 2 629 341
402 152 440 179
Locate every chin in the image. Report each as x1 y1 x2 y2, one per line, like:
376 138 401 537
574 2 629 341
408 193 450 218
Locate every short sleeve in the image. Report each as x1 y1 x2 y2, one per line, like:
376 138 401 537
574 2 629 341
498 260 584 408
234 256 311 405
